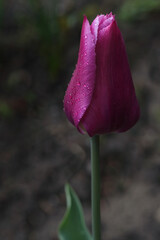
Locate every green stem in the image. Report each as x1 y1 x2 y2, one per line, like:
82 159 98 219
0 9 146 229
90 135 101 240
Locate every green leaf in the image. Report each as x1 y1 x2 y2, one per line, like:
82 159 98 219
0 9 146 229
58 184 92 240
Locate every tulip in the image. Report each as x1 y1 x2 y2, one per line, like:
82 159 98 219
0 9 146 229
64 13 140 137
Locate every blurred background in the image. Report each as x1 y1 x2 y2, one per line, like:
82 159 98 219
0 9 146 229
0 0 160 239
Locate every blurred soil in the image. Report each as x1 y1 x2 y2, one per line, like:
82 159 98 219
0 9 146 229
0 1 160 240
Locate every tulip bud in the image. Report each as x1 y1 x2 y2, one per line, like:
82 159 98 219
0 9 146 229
64 13 140 137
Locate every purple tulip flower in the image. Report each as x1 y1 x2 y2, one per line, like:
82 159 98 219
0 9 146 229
64 13 140 137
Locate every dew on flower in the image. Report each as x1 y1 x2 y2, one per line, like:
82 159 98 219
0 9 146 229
82 106 87 111
80 54 83 59
69 94 73 99
74 111 78 117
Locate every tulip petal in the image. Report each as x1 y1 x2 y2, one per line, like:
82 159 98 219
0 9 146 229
98 13 115 31
64 16 96 132
90 15 104 42
81 20 140 136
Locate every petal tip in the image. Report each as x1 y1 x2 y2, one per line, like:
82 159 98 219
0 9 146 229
83 15 89 24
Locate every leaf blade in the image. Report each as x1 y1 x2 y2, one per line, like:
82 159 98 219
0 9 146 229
58 184 92 240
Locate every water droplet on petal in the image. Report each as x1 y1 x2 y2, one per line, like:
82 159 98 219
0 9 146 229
75 111 78 117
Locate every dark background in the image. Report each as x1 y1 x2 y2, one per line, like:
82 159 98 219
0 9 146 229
0 0 160 239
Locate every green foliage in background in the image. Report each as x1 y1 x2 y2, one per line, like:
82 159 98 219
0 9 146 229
119 0 160 22
28 0 63 79
0 101 14 119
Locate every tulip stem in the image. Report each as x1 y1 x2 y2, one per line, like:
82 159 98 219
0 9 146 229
90 135 101 240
